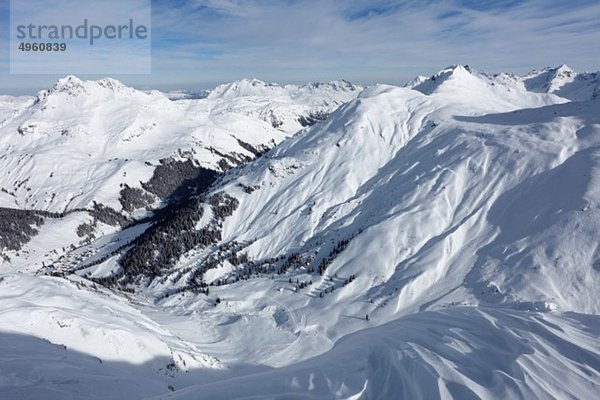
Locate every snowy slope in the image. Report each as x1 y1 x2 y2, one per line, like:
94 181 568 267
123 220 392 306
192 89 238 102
6 272 596 400
0 272 234 399
121 66 600 382
161 73 599 323
1 65 600 399
0 95 33 127
158 308 600 400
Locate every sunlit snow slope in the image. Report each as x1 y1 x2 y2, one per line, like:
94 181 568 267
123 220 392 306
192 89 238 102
141 65 600 397
170 66 600 322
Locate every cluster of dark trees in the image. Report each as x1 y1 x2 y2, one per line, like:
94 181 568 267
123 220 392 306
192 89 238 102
319 283 337 297
269 113 283 128
206 247 315 288
32 208 87 218
188 241 258 288
209 191 240 221
120 200 210 282
0 208 44 251
119 191 239 285
281 252 313 273
141 158 218 200
76 222 95 238
1 198 128 256
119 185 155 212
158 284 209 301
0 206 90 254
186 259 214 290
153 234 357 298
343 274 357 285
227 251 249 267
209 245 332 289
317 273 358 298
227 252 311 281
91 202 130 227
318 238 351 275
205 236 355 291
91 271 125 287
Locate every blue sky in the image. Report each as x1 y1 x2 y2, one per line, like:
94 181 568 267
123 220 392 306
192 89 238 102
1 0 599 94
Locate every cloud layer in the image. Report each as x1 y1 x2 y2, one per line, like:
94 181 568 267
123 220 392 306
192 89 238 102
1 0 599 92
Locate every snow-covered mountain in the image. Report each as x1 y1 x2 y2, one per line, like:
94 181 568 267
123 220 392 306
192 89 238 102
522 64 600 101
1 66 600 399
205 78 363 132
0 76 362 269
407 64 600 102
0 76 359 213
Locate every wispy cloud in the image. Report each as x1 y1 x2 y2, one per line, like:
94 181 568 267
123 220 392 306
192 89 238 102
1 0 599 92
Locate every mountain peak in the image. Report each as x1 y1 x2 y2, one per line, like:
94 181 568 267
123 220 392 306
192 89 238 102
42 76 134 100
299 79 359 91
411 64 477 95
207 78 285 99
96 77 127 91
523 64 577 94
441 64 472 74
52 75 87 95
56 75 84 85
403 75 427 89
556 64 574 74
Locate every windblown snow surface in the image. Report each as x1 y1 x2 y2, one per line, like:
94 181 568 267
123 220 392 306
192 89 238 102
1 65 600 399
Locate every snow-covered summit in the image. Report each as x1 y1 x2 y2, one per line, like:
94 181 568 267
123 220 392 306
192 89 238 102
523 64 599 100
408 64 599 102
523 64 576 93
202 78 363 132
409 64 474 94
409 64 564 111
207 78 288 99
33 76 163 109
403 74 427 89
52 75 86 93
